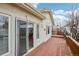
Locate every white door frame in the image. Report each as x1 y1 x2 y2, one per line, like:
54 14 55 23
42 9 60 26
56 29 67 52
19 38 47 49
15 17 35 55
15 17 29 56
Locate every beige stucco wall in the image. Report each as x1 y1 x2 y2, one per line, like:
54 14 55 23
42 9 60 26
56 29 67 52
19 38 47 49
0 4 52 56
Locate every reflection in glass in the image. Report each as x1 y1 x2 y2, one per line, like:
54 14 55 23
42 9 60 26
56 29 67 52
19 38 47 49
28 22 34 49
0 15 8 55
17 20 27 56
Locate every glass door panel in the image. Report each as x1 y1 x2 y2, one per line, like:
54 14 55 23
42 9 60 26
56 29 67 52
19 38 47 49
16 19 27 56
28 22 34 49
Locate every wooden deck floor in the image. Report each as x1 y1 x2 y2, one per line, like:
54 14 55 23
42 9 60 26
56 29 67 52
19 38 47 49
26 35 73 56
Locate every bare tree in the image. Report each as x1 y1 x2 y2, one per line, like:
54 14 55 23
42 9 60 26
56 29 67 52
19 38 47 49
69 9 78 40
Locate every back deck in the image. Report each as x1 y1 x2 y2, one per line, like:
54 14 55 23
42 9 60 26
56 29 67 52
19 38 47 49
26 35 74 56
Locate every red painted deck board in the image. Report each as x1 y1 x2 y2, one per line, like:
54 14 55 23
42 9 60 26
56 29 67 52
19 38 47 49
26 36 73 56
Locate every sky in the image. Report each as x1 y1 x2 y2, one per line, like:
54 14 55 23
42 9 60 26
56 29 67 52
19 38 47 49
32 3 79 26
37 3 79 11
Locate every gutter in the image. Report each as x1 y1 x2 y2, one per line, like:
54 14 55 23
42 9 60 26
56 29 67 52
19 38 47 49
41 9 54 25
15 3 45 20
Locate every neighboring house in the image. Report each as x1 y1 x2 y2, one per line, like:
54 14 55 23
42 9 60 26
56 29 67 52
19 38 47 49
0 3 53 56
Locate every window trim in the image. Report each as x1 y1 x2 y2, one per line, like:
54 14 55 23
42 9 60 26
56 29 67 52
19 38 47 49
46 25 50 35
0 13 11 56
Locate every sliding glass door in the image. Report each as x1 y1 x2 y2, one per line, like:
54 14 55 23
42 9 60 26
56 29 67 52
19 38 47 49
28 22 34 49
16 18 27 56
16 18 34 56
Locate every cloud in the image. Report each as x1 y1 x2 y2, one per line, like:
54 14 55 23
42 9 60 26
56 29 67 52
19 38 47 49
32 3 39 8
52 8 79 27
53 9 72 16
54 9 64 15
53 8 79 16
53 9 79 26
65 11 72 15
53 14 68 26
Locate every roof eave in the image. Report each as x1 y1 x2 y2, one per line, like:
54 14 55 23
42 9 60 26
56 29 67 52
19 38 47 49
41 10 54 25
15 3 45 20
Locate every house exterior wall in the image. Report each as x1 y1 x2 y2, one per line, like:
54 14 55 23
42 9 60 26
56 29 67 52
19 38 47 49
41 11 52 42
0 4 53 56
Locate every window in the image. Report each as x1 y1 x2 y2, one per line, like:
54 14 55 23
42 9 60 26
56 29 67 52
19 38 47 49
48 26 50 34
16 19 27 56
46 25 50 35
28 22 34 49
36 24 39 39
0 14 9 55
